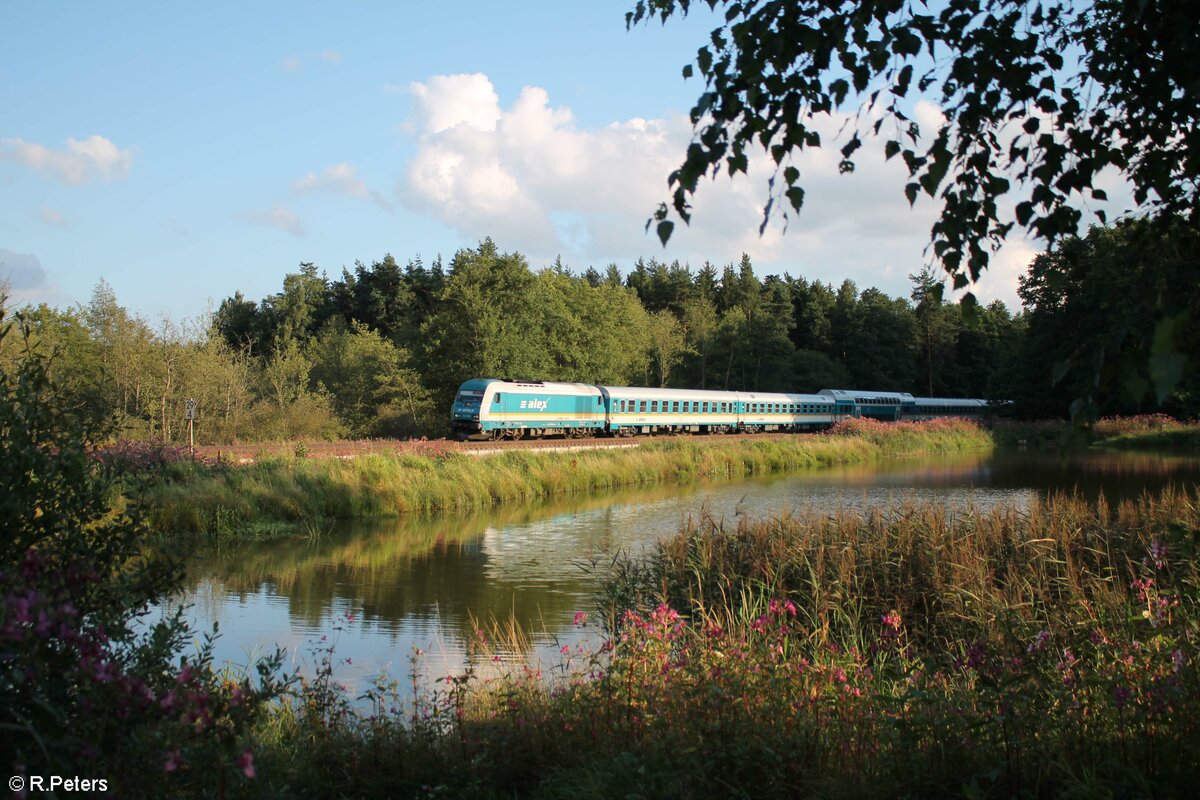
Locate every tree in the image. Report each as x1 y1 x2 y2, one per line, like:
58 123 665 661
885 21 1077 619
1016 219 1199 419
420 239 550 403
680 295 718 387
646 309 688 386
628 0 1199 298
310 321 433 437
909 266 953 396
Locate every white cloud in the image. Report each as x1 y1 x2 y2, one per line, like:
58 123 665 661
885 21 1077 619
236 204 306 237
318 49 342 64
292 162 391 211
280 55 301 71
0 135 133 185
409 73 502 135
398 73 1049 308
40 208 67 228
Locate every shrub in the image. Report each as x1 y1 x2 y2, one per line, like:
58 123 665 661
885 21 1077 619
0 310 289 798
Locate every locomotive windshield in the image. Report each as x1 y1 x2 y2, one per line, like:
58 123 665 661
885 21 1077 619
455 389 483 406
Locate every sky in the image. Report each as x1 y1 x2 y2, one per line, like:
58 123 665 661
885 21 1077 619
1 1 1067 321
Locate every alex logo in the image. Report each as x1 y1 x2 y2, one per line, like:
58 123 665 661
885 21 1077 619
518 398 549 411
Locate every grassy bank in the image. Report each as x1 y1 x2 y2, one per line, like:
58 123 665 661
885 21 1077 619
141 418 990 535
992 413 1200 450
218 487 1200 799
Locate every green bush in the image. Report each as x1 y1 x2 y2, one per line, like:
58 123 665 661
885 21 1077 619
0 310 289 797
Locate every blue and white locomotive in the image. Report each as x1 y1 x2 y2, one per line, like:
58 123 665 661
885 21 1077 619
451 378 990 440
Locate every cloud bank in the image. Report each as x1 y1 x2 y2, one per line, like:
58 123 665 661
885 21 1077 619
0 135 133 184
394 73 1081 307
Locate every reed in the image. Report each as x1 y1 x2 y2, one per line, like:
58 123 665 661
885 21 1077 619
242 488 1200 799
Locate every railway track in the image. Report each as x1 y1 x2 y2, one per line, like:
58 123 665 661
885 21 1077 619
193 430 808 463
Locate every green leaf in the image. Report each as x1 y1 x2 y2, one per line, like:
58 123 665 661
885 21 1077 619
785 185 805 211
1015 201 1034 227
656 219 675 245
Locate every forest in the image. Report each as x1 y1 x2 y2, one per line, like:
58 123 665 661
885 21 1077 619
2 218 1196 444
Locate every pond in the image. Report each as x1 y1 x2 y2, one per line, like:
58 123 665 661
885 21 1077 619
173 448 1200 694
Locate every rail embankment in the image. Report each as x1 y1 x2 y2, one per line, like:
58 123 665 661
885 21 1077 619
137 418 989 536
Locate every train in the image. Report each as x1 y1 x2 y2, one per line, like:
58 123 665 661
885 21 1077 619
450 378 990 440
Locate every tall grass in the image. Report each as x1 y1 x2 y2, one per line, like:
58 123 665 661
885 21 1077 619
236 488 1200 799
143 420 991 535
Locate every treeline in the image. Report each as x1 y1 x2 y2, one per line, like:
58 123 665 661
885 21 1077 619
2 220 1195 444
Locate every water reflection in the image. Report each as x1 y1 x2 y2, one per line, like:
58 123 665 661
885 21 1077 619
176 448 1200 693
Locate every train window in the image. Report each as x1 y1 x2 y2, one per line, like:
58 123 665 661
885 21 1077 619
720 402 727 413
597 397 603 405
651 401 658 413
702 402 708 413
639 400 647 413
494 393 501 404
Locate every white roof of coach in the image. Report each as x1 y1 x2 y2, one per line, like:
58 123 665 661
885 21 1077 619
599 385 738 401
911 396 989 407
738 391 832 403
819 389 916 401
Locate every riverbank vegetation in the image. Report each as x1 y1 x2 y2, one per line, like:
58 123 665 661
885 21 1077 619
142 417 990 536
992 413 1200 450
244 486 1200 798
5 301 1199 798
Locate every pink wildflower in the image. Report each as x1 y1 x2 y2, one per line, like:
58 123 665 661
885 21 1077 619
164 750 184 773
237 748 256 779
573 611 588 626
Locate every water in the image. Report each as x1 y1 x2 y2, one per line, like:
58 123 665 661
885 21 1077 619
172 448 1200 693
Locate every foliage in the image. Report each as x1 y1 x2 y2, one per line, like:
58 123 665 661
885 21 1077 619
7 223 1199 441
1016 218 1200 418
0 309 290 796
627 0 1200 297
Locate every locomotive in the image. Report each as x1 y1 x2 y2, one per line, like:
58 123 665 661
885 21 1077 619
451 378 989 441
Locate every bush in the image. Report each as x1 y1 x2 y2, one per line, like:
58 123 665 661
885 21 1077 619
0 310 289 797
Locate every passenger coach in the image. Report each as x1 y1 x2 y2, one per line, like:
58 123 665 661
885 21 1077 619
601 386 740 436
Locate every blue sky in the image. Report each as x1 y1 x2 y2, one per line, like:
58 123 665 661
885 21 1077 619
1 1 1042 321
